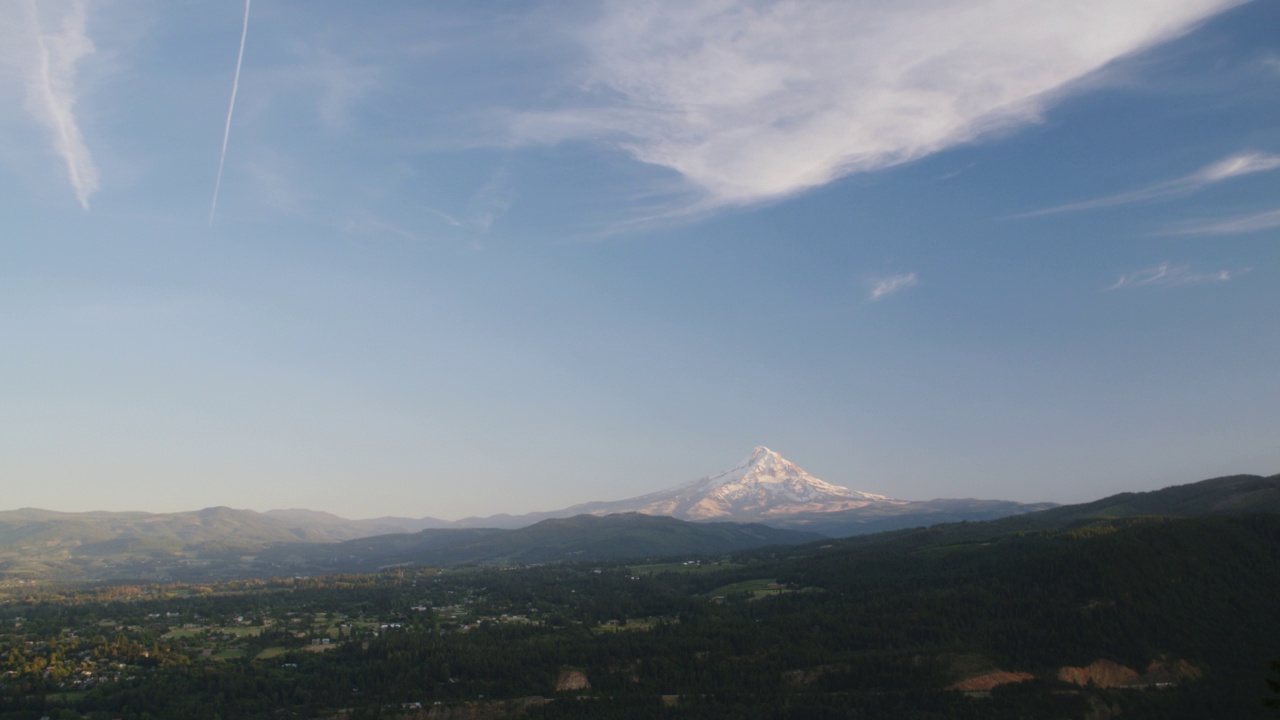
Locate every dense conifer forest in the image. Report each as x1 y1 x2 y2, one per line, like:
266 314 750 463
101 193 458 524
2 505 1278 719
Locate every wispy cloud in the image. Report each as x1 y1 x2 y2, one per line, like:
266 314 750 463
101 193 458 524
1107 262 1245 290
425 208 463 228
20 0 99 210
469 169 512 232
869 273 918 302
350 217 430 244
210 0 253 226
250 43 382 134
1020 152 1280 218
1198 154 1280 182
508 0 1242 211
240 151 308 217
1162 208 1280 236
298 48 379 133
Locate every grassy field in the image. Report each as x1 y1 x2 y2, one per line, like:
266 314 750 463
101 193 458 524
255 647 288 660
705 578 789 600
217 626 263 637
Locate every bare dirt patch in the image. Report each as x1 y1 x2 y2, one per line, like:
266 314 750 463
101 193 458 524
554 669 590 691
948 670 1035 692
1057 659 1142 688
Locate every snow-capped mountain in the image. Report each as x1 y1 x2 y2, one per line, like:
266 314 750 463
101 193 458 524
548 446 902 522
445 446 1052 533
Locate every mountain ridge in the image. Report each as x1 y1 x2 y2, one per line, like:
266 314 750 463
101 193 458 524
0 447 1044 535
0 470 1275 583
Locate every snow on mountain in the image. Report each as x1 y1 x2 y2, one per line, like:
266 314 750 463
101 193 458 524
554 446 901 522
450 447 1051 531
640 446 897 519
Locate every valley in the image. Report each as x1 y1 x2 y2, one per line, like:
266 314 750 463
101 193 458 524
1 471 1278 719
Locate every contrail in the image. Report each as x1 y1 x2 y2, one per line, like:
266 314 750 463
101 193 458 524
210 0 252 226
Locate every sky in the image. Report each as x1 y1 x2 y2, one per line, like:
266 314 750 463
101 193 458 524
2 0 1277 520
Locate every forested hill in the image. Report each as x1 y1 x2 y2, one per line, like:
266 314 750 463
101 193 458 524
750 472 1280 563
1 471 1278 717
252 513 822 572
858 472 1280 544
719 512 1280 718
200 473 1280 575
3 510 1276 718
1029 472 1280 521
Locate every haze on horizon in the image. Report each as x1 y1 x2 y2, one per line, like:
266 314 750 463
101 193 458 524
2 1 1277 520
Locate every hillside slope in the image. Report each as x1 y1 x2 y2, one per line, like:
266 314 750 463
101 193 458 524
252 513 822 573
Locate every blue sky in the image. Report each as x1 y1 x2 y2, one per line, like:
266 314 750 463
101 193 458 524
2 0 1277 520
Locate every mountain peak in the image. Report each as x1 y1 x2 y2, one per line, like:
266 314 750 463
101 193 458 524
746 446 780 465
449 447 905 528
616 447 897 520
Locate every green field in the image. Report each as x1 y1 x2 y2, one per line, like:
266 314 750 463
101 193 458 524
705 578 789 600
216 626 263 637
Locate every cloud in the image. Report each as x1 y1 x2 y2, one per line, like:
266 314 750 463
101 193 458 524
1017 152 1280 218
16 0 99 210
305 50 380 133
869 273 919 302
1162 208 1280 236
1107 262 1244 290
507 0 1242 210
469 169 512 232
350 217 431 243
240 152 308 216
424 208 463 228
1193 153 1280 183
254 43 382 133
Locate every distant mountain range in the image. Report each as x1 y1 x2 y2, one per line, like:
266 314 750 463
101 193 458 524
1 447 1054 543
1 447 1274 583
0 509 819 583
259 508 454 536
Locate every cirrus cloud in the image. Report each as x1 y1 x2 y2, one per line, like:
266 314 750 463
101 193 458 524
508 0 1244 211
1107 262 1245 290
1019 152 1280 218
1162 208 1280 236
3 0 99 210
869 272 919 302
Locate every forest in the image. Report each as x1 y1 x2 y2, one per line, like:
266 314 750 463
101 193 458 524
1 508 1278 719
